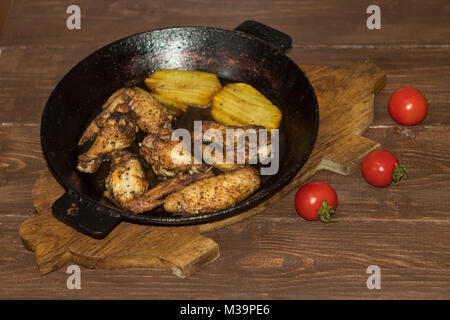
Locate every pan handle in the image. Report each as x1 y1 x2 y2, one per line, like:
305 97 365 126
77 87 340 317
234 20 292 54
52 191 121 239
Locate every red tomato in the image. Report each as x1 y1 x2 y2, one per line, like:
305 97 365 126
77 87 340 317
388 87 428 125
294 181 338 223
361 150 407 187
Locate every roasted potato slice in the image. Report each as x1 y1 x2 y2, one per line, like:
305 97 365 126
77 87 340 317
145 70 222 108
211 83 282 131
163 104 183 117
210 108 246 126
152 93 189 111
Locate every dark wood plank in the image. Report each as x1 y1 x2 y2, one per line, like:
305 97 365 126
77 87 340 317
287 48 450 128
277 126 450 223
0 125 44 216
0 0 11 40
2 214 449 299
2 0 450 47
1 46 449 125
0 45 97 124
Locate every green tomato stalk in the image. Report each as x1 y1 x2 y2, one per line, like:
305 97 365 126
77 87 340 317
392 164 408 185
318 200 335 223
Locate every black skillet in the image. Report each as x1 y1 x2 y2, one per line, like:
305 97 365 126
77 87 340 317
41 21 319 239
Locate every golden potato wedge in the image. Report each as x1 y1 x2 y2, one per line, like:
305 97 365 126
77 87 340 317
164 104 183 117
152 92 189 111
145 70 222 108
211 83 282 131
210 108 246 126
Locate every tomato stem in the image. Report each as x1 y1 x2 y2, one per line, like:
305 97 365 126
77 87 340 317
392 164 408 185
421 92 431 105
318 200 335 223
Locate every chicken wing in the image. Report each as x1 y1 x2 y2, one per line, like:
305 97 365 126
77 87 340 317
202 121 271 144
200 143 244 172
163 167 261 214
104 150 149 207
78 88 130 145
78 87 172 145
126 87 173 134
140 133 207 177
123 171 213 213
201 121 272 166
77 104 136 173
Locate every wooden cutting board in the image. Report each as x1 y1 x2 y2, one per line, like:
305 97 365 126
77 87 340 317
20 61 385 278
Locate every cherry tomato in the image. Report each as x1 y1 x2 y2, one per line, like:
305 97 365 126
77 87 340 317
361 150 407 187
294 181 338 223
388 87 428 125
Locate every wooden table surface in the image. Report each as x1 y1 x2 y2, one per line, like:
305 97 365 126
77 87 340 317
0 0 449 299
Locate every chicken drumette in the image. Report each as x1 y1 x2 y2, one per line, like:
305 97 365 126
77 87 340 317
78 87 172 145
76 87 265 216
123 171 214 213
104 150 149 207
140 133 207 177
164 167 261 214
105 150 213 213
77 104 137 173
200 121 273 169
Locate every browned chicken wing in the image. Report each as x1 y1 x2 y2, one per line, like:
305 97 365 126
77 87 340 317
126 87 173 134
200 121 272 166
200 143 244 172
123 171 213 213
76 89 266 216
104 150 149 207
78 88 130 145
140 133 207 177
77 104 136 173
163 167 261 214
201 121 271 145
78 87 172 145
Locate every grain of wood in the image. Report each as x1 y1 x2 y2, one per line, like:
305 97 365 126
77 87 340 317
0 126 44 216
0 0 11 40
2 214 450 299
2 0 450 47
